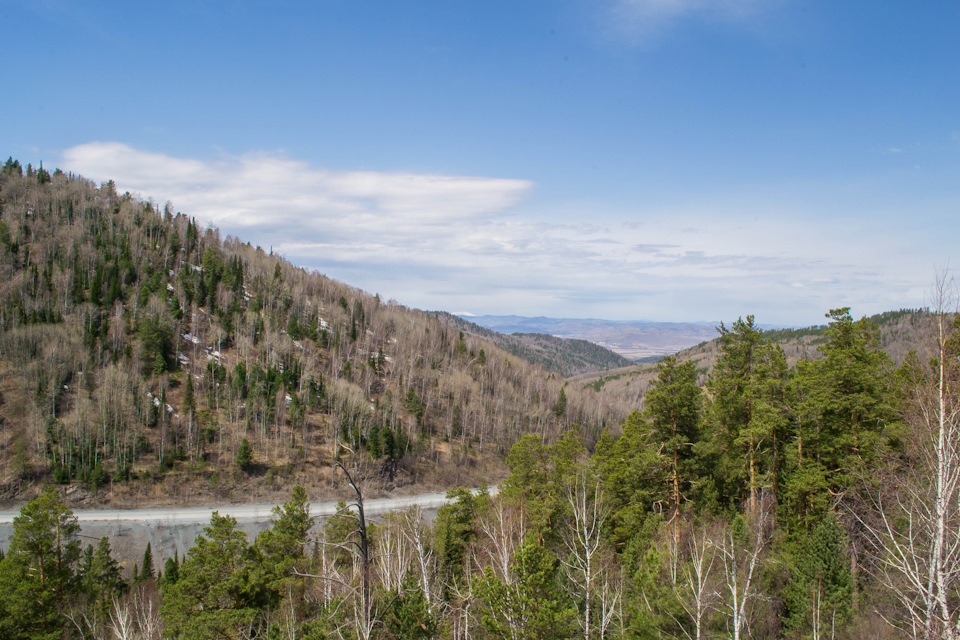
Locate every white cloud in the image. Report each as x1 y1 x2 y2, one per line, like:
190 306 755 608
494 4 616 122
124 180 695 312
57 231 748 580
608 0 776 42
63 142 532 231
60 142 927 325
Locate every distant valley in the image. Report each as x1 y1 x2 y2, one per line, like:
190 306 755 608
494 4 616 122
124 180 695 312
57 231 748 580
458 314 722 361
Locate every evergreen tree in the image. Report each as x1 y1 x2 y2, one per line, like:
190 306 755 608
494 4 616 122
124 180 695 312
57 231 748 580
644 355 703 535
2 156 23 176
702 316 789 511
159 553 180 592
592 414 666 551
434 487 481 596
781 308 898 532
139 542 155 583
380 571 437 640
139 315 174 375
161 512 263 639
254 485 311 601
80 536 127 621
782 515 853 637
553 386 567 418
474 534 576 640
0 487 81 640
237 438 253 470
502 431 585 536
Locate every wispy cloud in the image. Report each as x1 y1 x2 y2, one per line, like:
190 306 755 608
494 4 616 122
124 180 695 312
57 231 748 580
63 142 531 231
607 0 777 42
61 142 924 324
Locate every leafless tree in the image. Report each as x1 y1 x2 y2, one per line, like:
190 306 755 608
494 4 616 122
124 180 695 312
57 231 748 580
401 505 438 607
714 498 772 640
672 523 717 640
561 470 609 640
595 560 623 640
477 497 525 583
294 448 376 640
855 271 960 640
374 510 412 593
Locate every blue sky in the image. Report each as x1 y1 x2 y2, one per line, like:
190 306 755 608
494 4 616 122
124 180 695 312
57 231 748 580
4 1 959 325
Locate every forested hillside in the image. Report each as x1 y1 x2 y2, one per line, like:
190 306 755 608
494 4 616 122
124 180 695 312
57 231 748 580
0 158 633 506
573 308 933 409
3 300 959 639
440 312 634 378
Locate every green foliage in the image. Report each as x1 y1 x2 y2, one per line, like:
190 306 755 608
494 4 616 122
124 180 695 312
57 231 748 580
0 487 81 640
138 542 155 583
782 515 853 635
159 553 180 591
502 430 586 535
404 386 426 424
702 316 790 510
592 415 666 550
434 487 482 594
644 355 703 520
79 536 127 621
2 156 23 177
474 534 576 640
237 438 253 470
379 571 437 640
160 512 264 639
781 308 898 533
139 314 174 376
553 386 567 418
254 485 311 600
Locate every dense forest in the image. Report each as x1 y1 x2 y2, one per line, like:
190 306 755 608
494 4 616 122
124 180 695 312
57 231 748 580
574 308 932 410
2 157 960 639
0 157 632 505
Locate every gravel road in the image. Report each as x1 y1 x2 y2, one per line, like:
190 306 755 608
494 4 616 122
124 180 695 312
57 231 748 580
0 488 491 565
0 490 455 525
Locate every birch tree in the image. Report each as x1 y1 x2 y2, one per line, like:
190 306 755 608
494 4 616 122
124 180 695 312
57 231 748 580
715 500 772 640
561 470 609 640
672 525 717 640
857 273 960 640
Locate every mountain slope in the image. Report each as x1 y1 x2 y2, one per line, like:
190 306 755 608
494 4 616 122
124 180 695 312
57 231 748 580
570 308 932 407
0 158 633 507
439 313 633 377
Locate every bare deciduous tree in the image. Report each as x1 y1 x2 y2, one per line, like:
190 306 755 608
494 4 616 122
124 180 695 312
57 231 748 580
672 524 717 640
715 498 772 640
561 470 609 640
856 272 960 640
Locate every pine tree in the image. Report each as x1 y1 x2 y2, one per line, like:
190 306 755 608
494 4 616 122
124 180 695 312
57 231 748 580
475 534 576 640
237 438 253 470
0 487 81 640
139 542 155 582
781 308 897 532
702 316 789 511
645 355 703 539
82 537 127 620
161 513 262 639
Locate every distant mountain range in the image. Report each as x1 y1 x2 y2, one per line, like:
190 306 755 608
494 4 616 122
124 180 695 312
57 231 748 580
456 315 723 361
439 313 634 378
